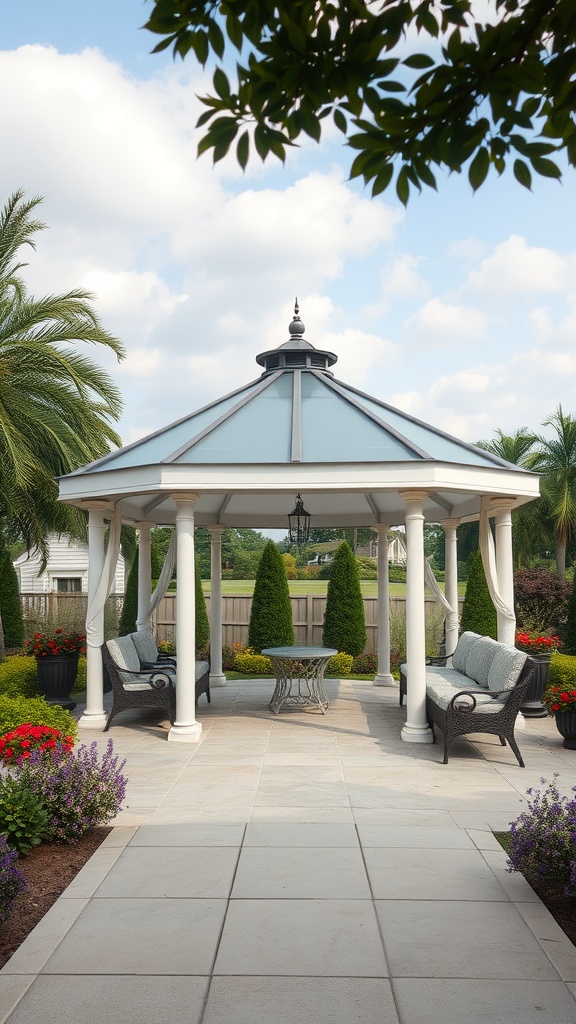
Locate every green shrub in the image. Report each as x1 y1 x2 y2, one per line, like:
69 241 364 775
355 555 377 579
562 566 576 654
514 568 571 633
222 642 244 670
326 652 353 676
460 550 497 639
547 652 576 689
0 775 48 855
388 564 406 582
118 553 138 636
0 547 24 648
248 541 294 653
323 542 367 657
195 559 210 652
0 695 77 740
0 657 39 699
352 651 378 674
234 650 273 675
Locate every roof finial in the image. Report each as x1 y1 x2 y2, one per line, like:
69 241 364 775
289 299 305 337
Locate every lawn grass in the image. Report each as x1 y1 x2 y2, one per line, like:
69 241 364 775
202 579 466 598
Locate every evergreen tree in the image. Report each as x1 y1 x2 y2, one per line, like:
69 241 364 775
460 549 497 639
248 540 294 653
322 541 367 656
564 565 576 655
195 562 210 653
118 553 138 636
0 545 24 648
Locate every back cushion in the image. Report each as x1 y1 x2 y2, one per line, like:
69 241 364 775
107 635 141 673
131 630 159 665
465 637 501 688
486 645 527 692
452 632 481 673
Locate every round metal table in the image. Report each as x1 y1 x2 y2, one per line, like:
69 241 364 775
262 646 338 714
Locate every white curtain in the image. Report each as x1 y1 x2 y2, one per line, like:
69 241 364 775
86 501 122 646
479 496 516 629
149 528 177 617
398 531 455 616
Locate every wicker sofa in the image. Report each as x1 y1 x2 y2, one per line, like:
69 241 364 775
102 634 210 731
400 632 535 766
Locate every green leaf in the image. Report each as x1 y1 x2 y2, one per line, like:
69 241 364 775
403 53 435 69
371 164 394 196
468 146 490 191
333 108 348 134
236 131 250 171
213 68 230 100
513 159 532 190
531 156 562 179
396 168 410 206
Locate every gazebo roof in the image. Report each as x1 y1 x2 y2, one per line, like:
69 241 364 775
58 304 540 528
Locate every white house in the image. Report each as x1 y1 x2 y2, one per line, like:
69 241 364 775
13 533 125 595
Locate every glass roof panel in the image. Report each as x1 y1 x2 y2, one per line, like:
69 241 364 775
301 375 419 462
177 373 293 463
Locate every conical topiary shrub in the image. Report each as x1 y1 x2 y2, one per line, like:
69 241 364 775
460 549 497 639
248 541 294 653
195 560 210 653
0 546 24 649
322 541 367 656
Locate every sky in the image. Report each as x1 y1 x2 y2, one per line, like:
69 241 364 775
1 0 575 456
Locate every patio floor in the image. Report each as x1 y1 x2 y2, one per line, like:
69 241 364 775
1 679 576 1023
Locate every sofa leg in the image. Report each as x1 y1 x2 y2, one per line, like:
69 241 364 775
507 734 525 768
442 738 450 764
499 736 506 747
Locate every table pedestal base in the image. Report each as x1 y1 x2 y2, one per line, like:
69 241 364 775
264 652 335 715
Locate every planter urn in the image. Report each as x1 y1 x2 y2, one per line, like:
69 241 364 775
554 711 576 750
521 654 552 717
36 654 79 710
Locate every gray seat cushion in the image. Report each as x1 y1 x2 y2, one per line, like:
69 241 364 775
452 632 481 673
425 678 497 712
465 636 501 688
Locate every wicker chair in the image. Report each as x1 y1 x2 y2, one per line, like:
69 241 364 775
102 637 176 731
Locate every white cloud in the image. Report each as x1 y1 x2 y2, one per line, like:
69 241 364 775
406 298 488 345
381 254 427 299
468 235 569 296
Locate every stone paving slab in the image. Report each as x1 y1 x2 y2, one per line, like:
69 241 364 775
1 681 575 1024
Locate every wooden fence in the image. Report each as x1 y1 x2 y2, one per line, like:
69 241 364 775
20 592 464 654
152 594 464 654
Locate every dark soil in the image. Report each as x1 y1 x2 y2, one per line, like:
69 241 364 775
0 827 111 969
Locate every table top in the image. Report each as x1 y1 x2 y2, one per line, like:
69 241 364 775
262 646 338 659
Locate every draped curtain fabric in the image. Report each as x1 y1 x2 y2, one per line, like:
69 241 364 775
478 496 516 631
86 501 122 648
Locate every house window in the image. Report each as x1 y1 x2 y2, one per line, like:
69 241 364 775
55 578 82 593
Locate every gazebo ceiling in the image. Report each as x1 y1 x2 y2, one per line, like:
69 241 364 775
58 304 540 527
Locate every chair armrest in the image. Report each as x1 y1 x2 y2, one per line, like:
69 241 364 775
115 666 173 690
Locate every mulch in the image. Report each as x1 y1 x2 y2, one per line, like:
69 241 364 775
0 827 111 969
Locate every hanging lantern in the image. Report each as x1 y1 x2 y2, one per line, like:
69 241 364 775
288 493 311 547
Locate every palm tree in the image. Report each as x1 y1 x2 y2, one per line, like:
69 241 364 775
476 428 549 569
530 407 576 578
0 189 126 654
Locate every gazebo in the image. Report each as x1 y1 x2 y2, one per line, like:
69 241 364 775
58 304 540 744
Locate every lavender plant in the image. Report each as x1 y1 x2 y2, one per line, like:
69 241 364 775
18 739 127 844
507 775 576 896
0 834 25 922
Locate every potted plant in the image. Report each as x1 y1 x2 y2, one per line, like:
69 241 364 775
24 628 86 710
543 682 576 749
515 631 561 717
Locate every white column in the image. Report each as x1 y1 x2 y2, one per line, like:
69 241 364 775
168 493 202 743
78 502 109 730
493 500 515 644
374 523 395 686
208 526 226 686
136 522 152 632
442 519 460 663
400 491 433 744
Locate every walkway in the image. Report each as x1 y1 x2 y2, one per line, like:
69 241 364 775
1 680 576 1023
